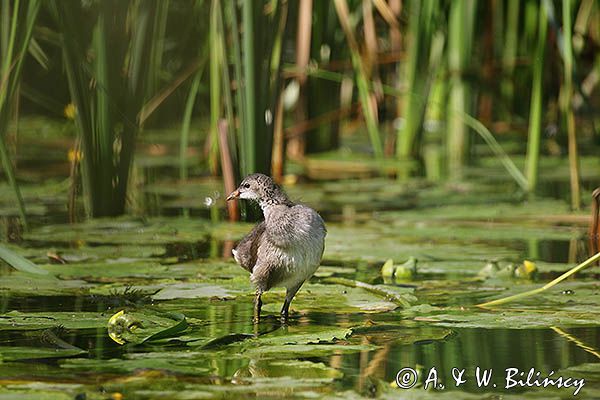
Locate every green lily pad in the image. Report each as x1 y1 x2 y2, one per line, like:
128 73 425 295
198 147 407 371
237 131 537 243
152 283 238 300
260 283 402 314
24 217 212 246
0 271 92 296
0 311 108 331
46 261 176 281
233 325 352 352
0 385 85 400
60 355 211 376
404 304 600 329
0 346 86 361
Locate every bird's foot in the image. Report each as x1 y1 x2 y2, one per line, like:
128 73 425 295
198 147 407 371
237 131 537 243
280 299 291 324
253 290 263 324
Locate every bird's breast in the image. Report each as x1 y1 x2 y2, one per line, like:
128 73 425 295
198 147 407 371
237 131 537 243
253 231 324 290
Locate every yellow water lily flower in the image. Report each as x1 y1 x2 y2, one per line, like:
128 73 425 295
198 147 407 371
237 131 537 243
64 103 76 120
68 148 83 162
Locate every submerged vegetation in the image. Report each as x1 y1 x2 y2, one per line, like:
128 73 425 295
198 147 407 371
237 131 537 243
0 0 600 398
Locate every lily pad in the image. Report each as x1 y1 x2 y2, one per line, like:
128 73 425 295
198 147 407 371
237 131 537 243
0 346 86 361
404 304 600 329
24 217 212 246
0 311 109 331
0 384 85 400
260 283 403 314
0 271 92 296
152 283 238 300
60 355 211 376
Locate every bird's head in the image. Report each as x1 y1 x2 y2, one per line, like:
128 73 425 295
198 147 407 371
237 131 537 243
226 173 289 206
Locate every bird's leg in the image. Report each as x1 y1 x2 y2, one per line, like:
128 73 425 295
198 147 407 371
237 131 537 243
280 283 303 322
280 298 291 322
253 289 263 323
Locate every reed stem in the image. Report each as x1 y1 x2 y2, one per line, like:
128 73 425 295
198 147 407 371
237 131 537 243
477 252 600 308
242 0 256 175
0 0 39 229
334 0 383 162
562 0 581 210
209 0 222 176
525 2 548 195
446 0 475 180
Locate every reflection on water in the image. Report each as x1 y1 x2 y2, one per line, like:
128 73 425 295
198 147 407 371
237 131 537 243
373 326 600 393
2 293 599 396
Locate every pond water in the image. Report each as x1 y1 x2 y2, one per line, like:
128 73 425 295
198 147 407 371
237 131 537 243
2 288 599 398
1 191 600 399
1 138 600 398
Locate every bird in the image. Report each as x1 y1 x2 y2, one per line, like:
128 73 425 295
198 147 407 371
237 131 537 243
226 173 326 322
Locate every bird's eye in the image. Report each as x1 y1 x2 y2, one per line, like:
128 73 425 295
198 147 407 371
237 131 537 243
243 183 250 189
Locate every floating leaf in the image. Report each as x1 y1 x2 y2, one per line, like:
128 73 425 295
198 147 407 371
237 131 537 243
152 283 238 300
0 311 109 331
60 356 211 376
0 346 86 361
0 272 91 296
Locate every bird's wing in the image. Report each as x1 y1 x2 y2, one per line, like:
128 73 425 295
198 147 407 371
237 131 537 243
233 221 266 272
266 205 325 248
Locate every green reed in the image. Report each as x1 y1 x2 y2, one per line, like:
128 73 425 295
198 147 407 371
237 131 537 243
0 0 40 229
50 0 167 217
525 2 548 195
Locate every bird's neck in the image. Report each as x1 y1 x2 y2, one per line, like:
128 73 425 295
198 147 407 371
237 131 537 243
258 191 293 213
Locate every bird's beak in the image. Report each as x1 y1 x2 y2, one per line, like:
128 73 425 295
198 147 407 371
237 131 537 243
226 189 240 201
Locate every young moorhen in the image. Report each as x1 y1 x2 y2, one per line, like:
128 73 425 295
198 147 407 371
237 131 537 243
226 173 326 322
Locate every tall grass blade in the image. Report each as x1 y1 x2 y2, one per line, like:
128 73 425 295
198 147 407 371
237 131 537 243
51 1 167 217
218 120 238 221
0 128 27 228
397 1 438 174
0 243 50 276
334 0 383 162
0 0 40 229
294 66 528 190
305 1 340 153
446 0 476 180
525 2 548 195
241 0 256 175
561 0 581 210
226 0 246 177
216 1 238 174
459 112 528 190
180 69 204 181
287 0 312 160
501 0 519 112
209 0 222 176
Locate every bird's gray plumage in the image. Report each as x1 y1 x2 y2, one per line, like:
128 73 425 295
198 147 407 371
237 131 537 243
227 173 326 321
232 221 265 272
